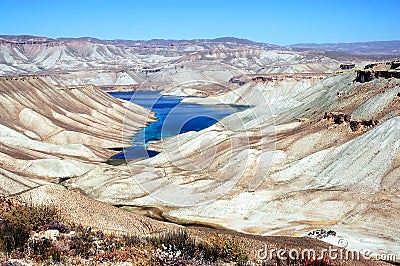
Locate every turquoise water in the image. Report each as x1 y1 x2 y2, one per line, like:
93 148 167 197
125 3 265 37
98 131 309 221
108 91 247 160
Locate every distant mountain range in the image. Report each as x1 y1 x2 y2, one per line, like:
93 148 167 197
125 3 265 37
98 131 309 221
0 35 279 50
0 34 399 83
0 34 338 78
287 40 400 56
1 35 399 57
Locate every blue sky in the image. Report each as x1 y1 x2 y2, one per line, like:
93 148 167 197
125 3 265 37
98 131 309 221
1 0 399 45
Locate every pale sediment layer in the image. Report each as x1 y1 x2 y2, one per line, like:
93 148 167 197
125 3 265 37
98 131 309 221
0 76 153 200
69 72 400 255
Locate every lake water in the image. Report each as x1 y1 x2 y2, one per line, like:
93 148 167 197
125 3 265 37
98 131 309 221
108 91 247 160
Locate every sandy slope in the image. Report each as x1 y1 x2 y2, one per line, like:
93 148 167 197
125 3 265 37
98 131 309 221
0 76 153 196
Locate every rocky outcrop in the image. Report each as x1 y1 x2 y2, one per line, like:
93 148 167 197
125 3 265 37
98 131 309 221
349 119 379 131
356 61 400 82
323 112 351 124
356 69 400 82
323 112 379 131
339 63 355 70
228 75 248 86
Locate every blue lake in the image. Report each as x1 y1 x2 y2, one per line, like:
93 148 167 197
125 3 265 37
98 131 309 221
108 91 247 160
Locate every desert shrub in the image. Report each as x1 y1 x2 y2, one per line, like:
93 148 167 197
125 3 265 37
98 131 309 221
0 219 30 254
24 237 66 263
151 247 192 266
0 197 59 233
0 196 63 261
149 230 248 265
0 196 60 258
25 238 52 261
22 203 59 232
47 247 62 263
95 246 152 265
122 234 147 247
149 230 197 260
43 221 70 234
200 233 248 264
68 234 94 258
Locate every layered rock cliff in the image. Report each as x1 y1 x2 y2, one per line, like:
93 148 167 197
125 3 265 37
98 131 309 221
0 76 154 195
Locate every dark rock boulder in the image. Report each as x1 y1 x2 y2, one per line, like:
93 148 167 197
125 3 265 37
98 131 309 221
350 121 361 131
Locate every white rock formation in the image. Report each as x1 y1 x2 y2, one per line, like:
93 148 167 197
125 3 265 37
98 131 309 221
68 72 400 256
0 76 153 195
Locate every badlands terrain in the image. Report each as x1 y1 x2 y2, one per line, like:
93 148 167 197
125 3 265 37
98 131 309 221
0 35 400 265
